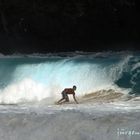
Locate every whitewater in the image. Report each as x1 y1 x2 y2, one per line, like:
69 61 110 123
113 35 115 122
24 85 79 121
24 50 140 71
0 51 140 140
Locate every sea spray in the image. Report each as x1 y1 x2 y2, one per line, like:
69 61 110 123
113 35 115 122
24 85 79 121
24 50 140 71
0 52 139 104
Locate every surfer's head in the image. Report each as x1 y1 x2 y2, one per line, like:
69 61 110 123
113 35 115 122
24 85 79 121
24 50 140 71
73 85 77 91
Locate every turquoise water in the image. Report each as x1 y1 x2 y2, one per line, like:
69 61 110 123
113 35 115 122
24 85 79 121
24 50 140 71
0 52 139 104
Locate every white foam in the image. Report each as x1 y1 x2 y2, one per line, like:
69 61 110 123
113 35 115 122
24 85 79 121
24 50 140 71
0 53 133 104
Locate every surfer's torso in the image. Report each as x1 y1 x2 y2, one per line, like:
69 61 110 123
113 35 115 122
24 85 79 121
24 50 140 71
63 88 75 95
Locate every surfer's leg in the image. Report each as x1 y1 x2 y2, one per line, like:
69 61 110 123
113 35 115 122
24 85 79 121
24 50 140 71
57 92 65 103
57 98 65 104
65 94 69 102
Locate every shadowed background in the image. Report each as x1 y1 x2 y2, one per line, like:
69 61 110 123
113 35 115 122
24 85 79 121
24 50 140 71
0 0 140 54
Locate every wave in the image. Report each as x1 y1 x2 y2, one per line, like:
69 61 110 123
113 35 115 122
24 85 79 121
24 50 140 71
0 51 139 104
80 89 133 104
0 51 138 58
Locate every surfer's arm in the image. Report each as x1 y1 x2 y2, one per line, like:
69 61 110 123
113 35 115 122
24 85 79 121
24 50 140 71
73 94 78 104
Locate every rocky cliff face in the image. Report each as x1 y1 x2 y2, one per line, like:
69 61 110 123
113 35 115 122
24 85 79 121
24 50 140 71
0 0 139 54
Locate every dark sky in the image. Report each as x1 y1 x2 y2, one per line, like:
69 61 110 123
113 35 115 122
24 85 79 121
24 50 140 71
0 0 140 54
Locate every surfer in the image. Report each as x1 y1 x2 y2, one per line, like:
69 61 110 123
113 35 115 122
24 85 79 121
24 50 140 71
57 85 78 104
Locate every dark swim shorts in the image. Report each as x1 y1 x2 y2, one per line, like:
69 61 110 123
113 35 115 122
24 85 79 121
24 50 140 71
62 92 69 101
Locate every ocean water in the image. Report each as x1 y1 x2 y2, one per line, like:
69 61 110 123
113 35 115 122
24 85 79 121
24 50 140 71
0 51 140 140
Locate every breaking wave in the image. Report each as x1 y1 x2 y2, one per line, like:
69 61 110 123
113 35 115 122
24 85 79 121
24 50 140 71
0 51 139 104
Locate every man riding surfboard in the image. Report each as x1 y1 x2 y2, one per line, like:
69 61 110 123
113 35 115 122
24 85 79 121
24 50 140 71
57 85 78 104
